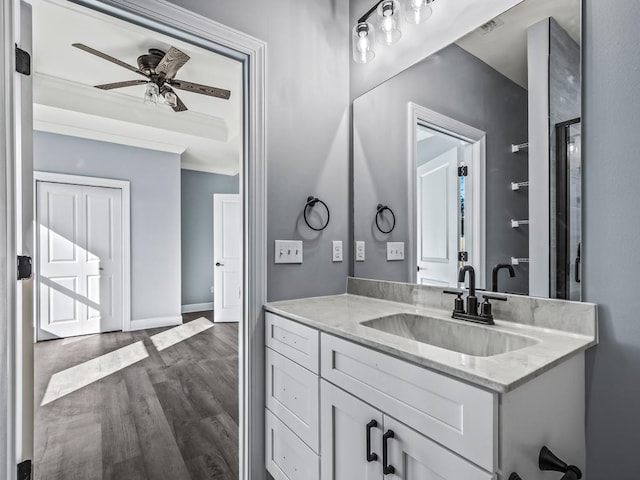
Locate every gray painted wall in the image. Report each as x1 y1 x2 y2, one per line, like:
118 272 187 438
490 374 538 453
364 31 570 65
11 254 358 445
167 0 351 302
353 44 529 292
181 169 239 307
583 0 640 477
33 131 182 323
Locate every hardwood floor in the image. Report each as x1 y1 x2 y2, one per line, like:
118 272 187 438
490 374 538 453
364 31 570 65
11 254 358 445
33 312 239 480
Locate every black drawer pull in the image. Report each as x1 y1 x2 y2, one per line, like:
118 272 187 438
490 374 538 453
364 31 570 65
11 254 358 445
382 429 395 475
366 420 378 462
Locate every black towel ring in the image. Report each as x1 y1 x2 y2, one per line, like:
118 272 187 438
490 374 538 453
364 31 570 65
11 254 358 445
304 196 330 231
376 204 396 234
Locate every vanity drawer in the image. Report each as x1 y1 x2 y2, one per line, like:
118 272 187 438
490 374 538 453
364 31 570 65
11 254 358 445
320 333 497 471
266 312 319 373
266 409 320 480
266 347 319 452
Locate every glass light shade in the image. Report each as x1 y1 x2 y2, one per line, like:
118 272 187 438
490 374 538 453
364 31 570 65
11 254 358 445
144 83 159 105
163 90 178 108
352 22 376 63
404 0 433 24
377 0 402 45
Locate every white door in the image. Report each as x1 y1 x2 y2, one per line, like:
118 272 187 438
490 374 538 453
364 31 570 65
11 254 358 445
213 194 242 323
416 149 460 286
37 181 123 339
320 380 383 480
383 416 493 480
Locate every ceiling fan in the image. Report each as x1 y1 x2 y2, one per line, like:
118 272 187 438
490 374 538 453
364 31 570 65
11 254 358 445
72 43 231 112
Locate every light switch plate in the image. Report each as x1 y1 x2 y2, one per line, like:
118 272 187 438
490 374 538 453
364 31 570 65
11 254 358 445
275 240 303 264
332 241 343 262
355 241 365 261
387 242 405 261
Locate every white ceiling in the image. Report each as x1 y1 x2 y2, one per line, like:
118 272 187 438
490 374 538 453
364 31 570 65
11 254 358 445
456 0 581 89
30 0 243 175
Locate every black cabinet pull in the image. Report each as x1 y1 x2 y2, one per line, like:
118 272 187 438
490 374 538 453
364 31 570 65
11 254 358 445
366 420 378 462
382 429 395 475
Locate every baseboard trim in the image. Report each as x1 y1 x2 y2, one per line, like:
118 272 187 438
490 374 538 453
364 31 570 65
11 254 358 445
129 316 182 331
181 302 214 314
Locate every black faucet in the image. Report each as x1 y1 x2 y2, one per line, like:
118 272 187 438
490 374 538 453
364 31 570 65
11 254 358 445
443 265 507 325
492 263 515 292
458 266 478 316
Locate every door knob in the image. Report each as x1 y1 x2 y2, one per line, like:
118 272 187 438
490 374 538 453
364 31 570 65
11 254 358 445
216 262 224 267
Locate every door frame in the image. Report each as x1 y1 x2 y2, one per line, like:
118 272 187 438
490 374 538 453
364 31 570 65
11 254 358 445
0 1 267 479
33 171 131 338
213 193 242 323
408 102 487 289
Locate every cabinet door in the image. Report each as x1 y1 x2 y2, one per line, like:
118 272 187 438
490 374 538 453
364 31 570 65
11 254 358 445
320 380 383 480
383 416 495 480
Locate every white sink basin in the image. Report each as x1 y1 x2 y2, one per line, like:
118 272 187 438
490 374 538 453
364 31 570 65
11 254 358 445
361 313 538 357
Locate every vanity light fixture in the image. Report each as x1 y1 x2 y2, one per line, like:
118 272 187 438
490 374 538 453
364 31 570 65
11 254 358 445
353 0 436 63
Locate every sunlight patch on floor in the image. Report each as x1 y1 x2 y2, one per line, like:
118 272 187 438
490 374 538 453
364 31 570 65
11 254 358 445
150 317 214 352
41 340 149 406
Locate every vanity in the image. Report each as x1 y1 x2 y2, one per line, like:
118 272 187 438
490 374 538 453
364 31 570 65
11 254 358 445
263 278 597 480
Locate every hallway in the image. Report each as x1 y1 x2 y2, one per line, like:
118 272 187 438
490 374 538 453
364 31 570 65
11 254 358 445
33 312 238 480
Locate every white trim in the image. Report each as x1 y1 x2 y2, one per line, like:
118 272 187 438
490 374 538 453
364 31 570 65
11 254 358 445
33 171 132 337
129 315 182 331
3 1 267 478
408 103 487 289
181 302 214 314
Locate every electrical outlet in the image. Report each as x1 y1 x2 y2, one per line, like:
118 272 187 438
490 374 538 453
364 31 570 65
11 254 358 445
332 241 343 262
275 240 303 264
387 242 405 261
355 241 365 261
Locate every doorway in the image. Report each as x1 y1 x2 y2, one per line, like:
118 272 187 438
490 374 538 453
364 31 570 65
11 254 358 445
2 0 267 478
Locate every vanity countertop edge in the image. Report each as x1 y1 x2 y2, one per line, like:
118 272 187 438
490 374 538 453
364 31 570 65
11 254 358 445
264 293 597 394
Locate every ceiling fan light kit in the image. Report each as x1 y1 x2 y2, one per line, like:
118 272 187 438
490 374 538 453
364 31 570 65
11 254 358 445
72 43 231 112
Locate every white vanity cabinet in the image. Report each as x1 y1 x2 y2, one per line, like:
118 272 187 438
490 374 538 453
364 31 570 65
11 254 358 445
265 312 586 480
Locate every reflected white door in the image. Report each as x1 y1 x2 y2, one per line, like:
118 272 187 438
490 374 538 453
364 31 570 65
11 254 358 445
416 149 459 287
213 194 242 323
37 182 123 339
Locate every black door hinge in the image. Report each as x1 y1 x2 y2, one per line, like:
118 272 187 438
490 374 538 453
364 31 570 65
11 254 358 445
18 460 32 480
458 251 468 262
458 166 468 177
18 256 32 280
15 45 31 76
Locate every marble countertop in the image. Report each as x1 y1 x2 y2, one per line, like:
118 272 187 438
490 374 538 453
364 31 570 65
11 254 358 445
264 293 597 393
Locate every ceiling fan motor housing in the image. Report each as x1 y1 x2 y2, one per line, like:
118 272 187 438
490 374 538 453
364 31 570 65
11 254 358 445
137 48 166 75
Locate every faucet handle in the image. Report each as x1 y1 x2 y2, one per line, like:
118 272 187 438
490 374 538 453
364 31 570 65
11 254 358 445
482 293 508 302
443 290 465 314
443 289 463 296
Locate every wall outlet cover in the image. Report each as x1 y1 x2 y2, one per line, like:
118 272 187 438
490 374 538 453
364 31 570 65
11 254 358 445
332 240 343 262
387 242 405 261
355 241 365 261
275 240 303 264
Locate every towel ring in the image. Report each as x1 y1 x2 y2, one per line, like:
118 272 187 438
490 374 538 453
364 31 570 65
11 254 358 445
304 196 330 231
376 204 396 234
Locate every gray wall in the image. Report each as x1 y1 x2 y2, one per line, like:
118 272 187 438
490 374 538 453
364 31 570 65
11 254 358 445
353 44 529 292
33 132 182 323
167 0 351 302
181 169 239 307
583 0 640 477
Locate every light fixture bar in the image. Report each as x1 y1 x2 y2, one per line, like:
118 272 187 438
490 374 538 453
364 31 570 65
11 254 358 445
358 0 386 23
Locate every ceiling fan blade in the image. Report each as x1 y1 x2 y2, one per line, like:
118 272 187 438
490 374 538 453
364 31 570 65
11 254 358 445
94 79 149 90
156 47 190 79
72 43 147 77
170 79 231 100
171 92 188 112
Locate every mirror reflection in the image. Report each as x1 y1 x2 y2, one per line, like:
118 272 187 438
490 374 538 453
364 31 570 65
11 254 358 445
353 0 581 299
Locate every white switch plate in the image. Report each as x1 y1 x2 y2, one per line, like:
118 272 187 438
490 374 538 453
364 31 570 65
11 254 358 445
332 241 343 262
387 242 405 261
355 241 365 261
275 240 303 264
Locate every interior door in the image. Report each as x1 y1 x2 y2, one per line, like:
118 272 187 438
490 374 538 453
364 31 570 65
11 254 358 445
213 194 242 323
416 149 459 286
383 416 493 480
36 181 123 339
320 380 383 480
